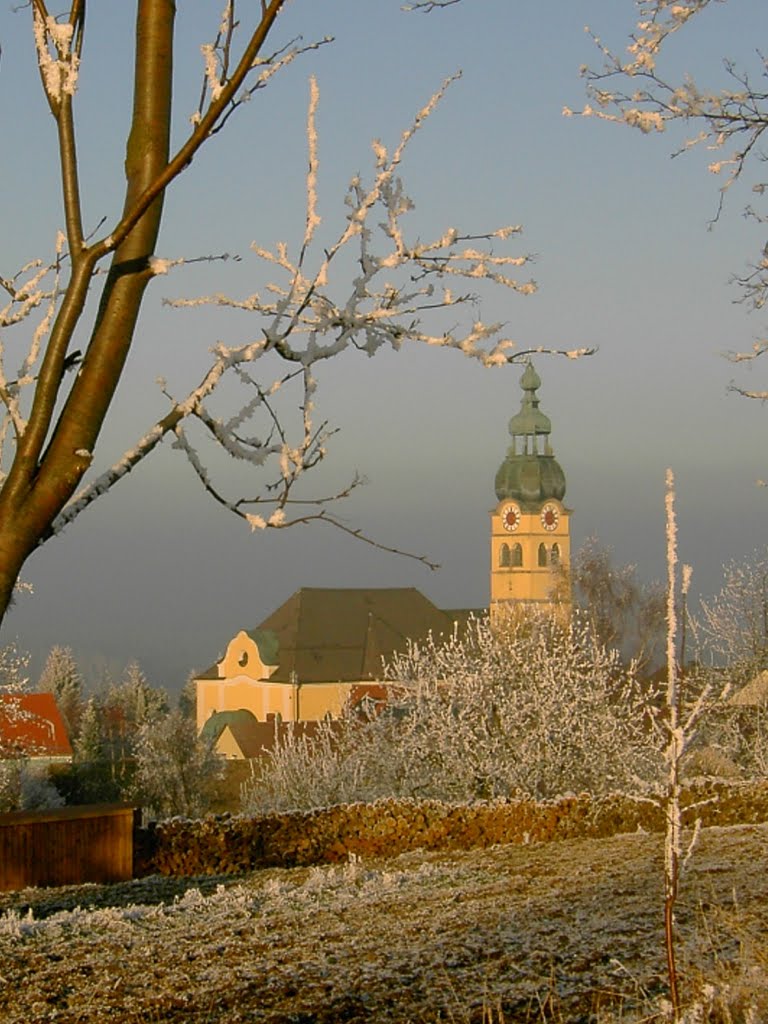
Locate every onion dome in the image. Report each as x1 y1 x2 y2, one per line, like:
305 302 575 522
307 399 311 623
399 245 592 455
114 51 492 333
495 361 566 508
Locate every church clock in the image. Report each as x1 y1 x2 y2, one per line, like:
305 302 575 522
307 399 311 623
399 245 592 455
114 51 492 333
501 502 521 532
540 502 560 531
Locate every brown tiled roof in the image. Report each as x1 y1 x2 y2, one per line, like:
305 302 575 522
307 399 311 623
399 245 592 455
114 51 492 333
257 588 464 683
0 692 73 758
194 663 221 681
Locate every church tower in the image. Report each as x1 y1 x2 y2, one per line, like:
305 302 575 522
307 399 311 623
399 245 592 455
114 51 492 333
490 361 570 617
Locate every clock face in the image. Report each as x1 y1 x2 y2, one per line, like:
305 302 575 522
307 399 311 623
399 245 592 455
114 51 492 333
501 502 521 532
540 502 560 532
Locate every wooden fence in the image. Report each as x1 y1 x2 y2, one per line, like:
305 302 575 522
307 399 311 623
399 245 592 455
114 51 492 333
0 803 137 891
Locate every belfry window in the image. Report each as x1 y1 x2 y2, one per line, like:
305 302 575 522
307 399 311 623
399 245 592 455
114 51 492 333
511 543 523 567
499 543 511 568
551 543 560 566
538 543 548 567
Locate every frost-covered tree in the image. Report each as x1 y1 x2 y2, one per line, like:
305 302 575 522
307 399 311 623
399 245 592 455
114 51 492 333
554 538 665 676
117 662 168 727
0 642 65 812
58 695 121 804
132 709 222 819
699 548 768 681
178 672 198 722
37 644 83 740
689 548 768 782
0 1 592 625
0 760 65 814
243 611 662 814
573 0 768 390
100 662 167 784
0 642 32 759
74 697 103 763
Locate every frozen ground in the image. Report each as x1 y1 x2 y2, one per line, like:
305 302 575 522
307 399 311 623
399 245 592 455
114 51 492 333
1 823 767 1023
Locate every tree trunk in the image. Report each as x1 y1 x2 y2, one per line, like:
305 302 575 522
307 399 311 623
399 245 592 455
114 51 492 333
0 0 175 625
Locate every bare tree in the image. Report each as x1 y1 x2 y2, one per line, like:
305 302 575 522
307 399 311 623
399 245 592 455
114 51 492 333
554 537 666 676
132 709 223 819
0 2 592 626
571 0 768 390
700 547 768 679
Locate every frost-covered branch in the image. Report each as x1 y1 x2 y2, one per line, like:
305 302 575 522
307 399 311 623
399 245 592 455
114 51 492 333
0 0 600 621
194 30 334 137
50 75 591 559
573 1 768 396
728 383 768 401
402 0 462 10
0 248 64 458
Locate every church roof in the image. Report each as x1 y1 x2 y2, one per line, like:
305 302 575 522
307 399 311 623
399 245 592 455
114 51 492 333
495 361 567 509
256 587 464 683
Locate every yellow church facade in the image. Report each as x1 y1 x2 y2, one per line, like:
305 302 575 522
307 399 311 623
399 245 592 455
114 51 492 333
194 627 355 734
195 588 467 738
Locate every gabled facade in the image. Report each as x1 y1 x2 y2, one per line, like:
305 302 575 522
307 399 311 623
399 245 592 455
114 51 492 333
0 692 73 763
200 709 339 760
196 588 471 732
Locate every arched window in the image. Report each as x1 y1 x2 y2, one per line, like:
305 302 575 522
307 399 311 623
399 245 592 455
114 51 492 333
551 543 560 566
499 543 511 567
511 543 523 567
538 543 548 567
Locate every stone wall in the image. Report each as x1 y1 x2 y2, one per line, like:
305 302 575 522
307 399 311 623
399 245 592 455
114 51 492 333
134 780 768 878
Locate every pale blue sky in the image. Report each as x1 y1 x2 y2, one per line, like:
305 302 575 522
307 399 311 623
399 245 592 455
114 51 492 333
2 1 768 689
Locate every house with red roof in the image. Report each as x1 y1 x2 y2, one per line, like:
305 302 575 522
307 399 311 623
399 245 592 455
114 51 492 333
0 692 73 763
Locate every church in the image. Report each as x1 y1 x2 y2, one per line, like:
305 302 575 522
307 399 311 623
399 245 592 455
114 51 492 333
195 362 571 748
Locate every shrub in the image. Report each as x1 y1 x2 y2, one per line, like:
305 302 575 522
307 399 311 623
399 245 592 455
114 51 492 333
243 611 662 814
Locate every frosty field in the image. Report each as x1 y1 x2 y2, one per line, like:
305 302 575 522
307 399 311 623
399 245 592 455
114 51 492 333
1 822 767 1023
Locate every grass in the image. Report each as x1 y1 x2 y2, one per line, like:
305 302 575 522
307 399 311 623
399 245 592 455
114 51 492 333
2 821 766 1023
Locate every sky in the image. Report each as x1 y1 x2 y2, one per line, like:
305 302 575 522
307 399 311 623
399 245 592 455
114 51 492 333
2 0 768 692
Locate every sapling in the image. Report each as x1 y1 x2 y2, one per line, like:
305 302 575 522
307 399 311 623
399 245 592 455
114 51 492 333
663 468 684 1017
661 470 720 1022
